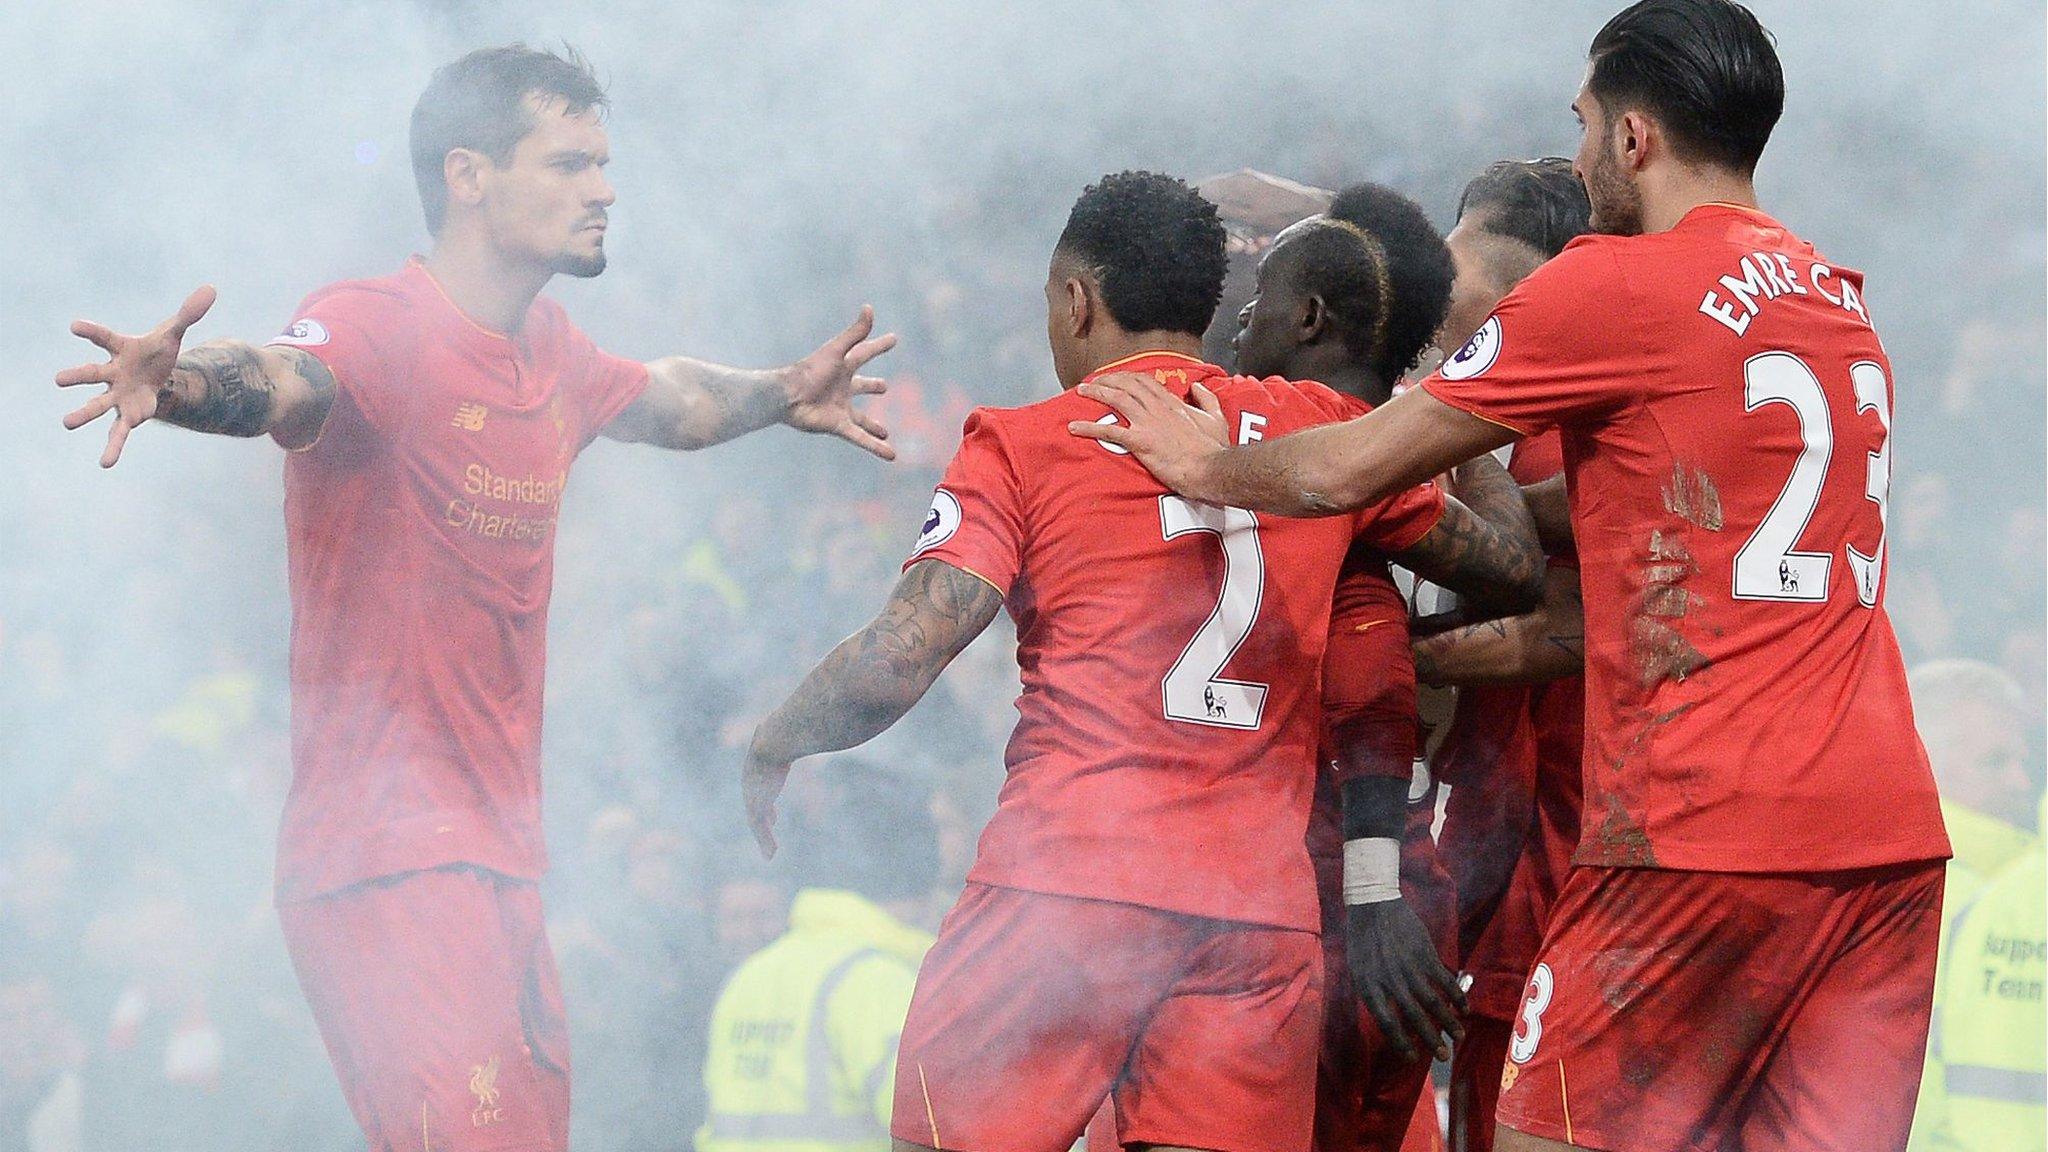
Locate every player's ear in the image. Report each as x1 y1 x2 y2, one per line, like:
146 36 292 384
1065 277 1094 339
1300 295 1330 344
443 148 488 216
1619 110 1651 171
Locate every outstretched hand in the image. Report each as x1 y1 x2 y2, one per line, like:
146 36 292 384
1067 372 1230 499
1346 899 1466 1062
57 285 217 468
742 745 791 859
783 305 898 460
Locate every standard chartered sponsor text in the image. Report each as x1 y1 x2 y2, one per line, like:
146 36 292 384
445 463 568 542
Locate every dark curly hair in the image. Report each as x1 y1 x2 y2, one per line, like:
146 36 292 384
1317 183 1454 382
1056 171 1229 339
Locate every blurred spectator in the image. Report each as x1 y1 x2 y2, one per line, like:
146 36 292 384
696 760 938 1152
0 977 82 1152
1906 659 2042 1152
714 868 794 973
1933 795 2046 1152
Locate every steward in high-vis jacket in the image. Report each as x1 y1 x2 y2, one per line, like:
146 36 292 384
698 760 939 1152
1937 794 2045 1152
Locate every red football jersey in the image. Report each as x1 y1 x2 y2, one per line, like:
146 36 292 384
270 258 648 901
1423 204 1947 872
1436 432 1586 1020
911 351 1444 931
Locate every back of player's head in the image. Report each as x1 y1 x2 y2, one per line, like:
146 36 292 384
411 44 609 234
1587 0 1783 174
1455 159 1593 259
784 758 940 905
1055 171 1229 339
1319 183 1454 382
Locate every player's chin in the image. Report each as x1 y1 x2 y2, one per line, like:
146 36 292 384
553 242 608 279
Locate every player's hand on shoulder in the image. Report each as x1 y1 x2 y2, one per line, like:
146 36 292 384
1069 374 1229 495
57 285 216 468
1345 898 1465 1063
782 304 898 460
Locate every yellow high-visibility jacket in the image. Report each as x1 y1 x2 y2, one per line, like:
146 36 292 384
697 889 932 1152
1940 806 2045 1152
1910 801 2036 1151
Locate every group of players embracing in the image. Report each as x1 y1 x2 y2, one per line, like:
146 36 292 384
57 0 1951 1150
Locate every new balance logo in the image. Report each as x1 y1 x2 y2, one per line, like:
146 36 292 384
452 403 488 432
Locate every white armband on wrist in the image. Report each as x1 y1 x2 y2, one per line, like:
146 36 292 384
1342 837 1402 905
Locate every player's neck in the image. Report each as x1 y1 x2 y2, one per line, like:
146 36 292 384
422 233 551 335
1641 166 1761 235
1085 331 1208 378
1305 360 1392 408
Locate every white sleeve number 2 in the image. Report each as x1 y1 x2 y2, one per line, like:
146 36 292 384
1159 496 1268 730
1732 352 1891 606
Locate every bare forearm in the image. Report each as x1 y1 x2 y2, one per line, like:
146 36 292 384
1186 388 1515 517
1522 473 1574 553
750 633 933 765
627 357 791 449
1396 454 1544 616
159 340 332 444
749 561 1002 765
1178 421 1380 516
1411 568 1583 687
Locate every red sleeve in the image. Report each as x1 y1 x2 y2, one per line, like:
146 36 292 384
546 304 651 450
902 409 1024 595
1351 480 1446 552
1322 563 1419 784
1420 238 1638 437
268 285 413 455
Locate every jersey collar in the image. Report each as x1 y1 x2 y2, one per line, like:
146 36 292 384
401 256 525 355
1081 349 1221 388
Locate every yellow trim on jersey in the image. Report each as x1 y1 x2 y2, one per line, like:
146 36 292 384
1087 349 1207 378
908 555 1007 599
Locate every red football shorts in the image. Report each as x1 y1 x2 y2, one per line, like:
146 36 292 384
1448 1014 1511 1152
893 882 1322 1152
1496 861 1942 1152
279 866 571 1152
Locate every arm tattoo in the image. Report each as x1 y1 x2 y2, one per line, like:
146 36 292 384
698 371 790 444
1397 452 1543 614
159 343 283 437
612 358 789 449
752 560 1003 763
1412 571 1582 687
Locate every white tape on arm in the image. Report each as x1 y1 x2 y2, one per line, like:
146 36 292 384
1342 837 1401 905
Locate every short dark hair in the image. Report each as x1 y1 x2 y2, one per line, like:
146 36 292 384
784 759 940 904
1455 158 1593 258
410 44 609 234
1316 183 1454 382
1587 0 1783 174
1056 171 1228 339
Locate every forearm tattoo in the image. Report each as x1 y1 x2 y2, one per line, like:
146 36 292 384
699 371 791 442
158 344 300 437
755 561 1003 761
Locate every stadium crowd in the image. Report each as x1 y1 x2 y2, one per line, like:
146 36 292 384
2 19 2043 1152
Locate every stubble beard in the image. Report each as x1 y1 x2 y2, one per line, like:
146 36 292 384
1587 147 1644 237
553 244 608 278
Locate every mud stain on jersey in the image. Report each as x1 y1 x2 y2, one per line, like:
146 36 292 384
1630 530 1710 686
1587 703 1700 865
1661 463 1724 530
